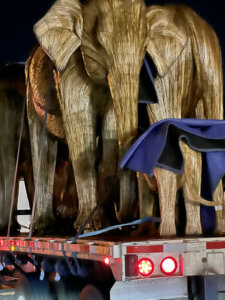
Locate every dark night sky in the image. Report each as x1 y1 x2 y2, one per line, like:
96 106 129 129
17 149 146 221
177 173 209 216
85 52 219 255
1 0 225 73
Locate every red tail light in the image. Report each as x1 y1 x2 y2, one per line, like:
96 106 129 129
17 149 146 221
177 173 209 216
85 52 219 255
160 257 177 275
104 257 110 265
138 258 154 276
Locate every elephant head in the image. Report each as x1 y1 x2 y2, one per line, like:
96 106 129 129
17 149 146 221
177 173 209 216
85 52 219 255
34 0 187 154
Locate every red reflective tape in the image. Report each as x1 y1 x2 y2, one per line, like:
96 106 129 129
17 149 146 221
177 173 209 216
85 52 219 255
127 245 163 254
51 243 59 250
206 241 225 249
0 240 6 246
70 244 90 253
19 241 26 247
29 242 34 248
0 246 9 251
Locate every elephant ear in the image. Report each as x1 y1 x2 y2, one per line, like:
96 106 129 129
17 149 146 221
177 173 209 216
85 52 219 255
34 0 83 71
146 6 187 77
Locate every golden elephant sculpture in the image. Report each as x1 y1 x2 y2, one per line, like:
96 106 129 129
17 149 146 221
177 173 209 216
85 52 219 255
26 0 223 234
26 46 120 231
0 63 78 236
0 64 34 234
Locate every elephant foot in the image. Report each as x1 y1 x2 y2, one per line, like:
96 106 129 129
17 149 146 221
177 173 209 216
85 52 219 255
55 203 77 223
215 217 225 236
185 221 202 236
131 222 159 238
74 207 110 232
74 217 94 232
159 220 176 237
93 206 111 230
55 217 77 236
32 216 58 236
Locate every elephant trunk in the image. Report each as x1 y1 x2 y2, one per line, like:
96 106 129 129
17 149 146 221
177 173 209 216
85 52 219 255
108 68 140 221
108 69 139 153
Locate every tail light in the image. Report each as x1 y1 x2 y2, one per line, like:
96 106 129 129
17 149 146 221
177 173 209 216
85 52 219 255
138 258 154 276
104 257 110 265
160 257 177 275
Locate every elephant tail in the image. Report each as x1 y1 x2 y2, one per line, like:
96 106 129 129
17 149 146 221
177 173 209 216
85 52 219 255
184 186 221 207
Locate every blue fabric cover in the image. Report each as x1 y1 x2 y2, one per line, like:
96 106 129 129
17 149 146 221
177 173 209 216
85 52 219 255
120 118 225 234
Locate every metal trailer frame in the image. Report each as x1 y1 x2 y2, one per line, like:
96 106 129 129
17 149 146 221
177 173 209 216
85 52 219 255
1 235 225 299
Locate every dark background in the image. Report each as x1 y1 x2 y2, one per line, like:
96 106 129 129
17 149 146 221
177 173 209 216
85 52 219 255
1 0 224 80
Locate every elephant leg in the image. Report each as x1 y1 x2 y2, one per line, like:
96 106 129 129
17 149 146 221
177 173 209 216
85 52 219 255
59 54 100 231
155 167 177 236
27 97 57 234
117 168 137 222
54 159 78 234
0 148 20 233
98 101 119 225
21 159 34 210
19 117 34 210
0 145 16 231
184 201 201 236
136 173 157 236
0 92 23 233
181 141 202 235
191 19 223 234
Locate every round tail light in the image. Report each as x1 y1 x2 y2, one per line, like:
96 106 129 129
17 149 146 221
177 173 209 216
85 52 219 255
160 257 177 275
138 258 154 276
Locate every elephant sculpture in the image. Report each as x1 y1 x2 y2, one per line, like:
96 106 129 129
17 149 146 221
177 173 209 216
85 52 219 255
0 63 78 235
0 63 34 233
28 0 223 235
145 6 224 236
26 49 80 235
26 44 120 231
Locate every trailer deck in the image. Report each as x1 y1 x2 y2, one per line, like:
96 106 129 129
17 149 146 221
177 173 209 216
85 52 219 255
1 235 225 281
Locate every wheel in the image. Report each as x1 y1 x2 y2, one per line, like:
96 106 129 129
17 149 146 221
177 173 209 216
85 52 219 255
14 273 55 300
79 284 104 300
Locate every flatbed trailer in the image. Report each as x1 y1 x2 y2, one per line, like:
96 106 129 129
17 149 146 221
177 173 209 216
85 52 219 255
1 233 225 299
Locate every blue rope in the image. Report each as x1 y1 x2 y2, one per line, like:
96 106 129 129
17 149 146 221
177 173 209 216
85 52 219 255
69 216 161 240
61 216 160 277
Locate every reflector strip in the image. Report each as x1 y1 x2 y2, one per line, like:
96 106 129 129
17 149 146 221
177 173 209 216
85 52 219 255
127 245 163 254
0 237 112 261
206 241 225 249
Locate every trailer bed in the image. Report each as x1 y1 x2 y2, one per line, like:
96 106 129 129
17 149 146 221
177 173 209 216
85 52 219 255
1 235 225 280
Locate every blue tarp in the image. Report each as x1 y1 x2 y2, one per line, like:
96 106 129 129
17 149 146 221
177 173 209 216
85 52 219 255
120 118 225 234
